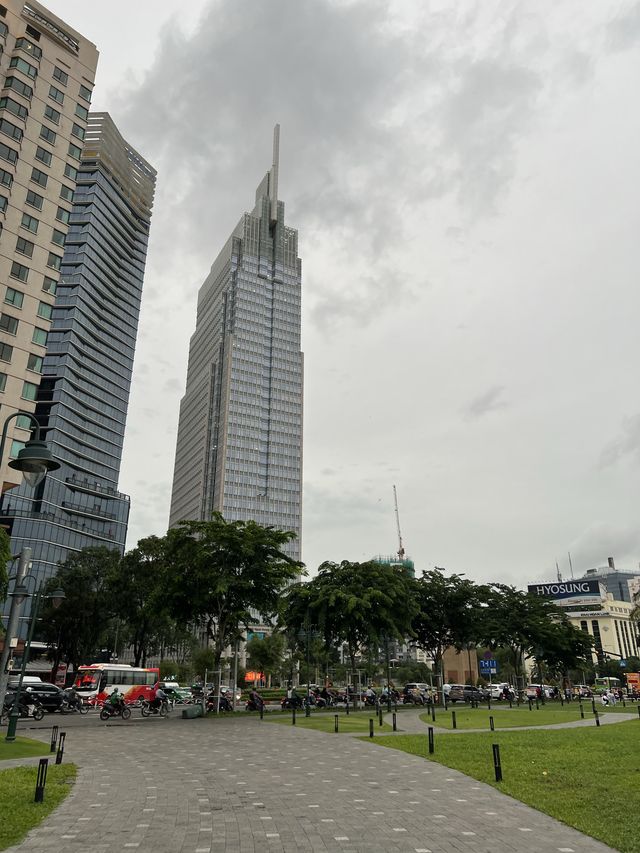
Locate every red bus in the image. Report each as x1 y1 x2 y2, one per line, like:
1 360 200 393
73 663 160 705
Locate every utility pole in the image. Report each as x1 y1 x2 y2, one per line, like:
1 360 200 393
0 548 31 714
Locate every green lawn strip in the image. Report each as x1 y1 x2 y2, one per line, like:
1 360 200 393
371 723 640 853
266 712 392 734
0 737 50 761
420 703 636 730
0 764 76 851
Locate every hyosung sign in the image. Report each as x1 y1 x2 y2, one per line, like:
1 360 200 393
527 580 602 601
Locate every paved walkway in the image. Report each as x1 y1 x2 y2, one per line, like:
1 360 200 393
4 714 618 853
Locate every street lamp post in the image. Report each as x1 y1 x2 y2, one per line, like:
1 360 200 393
298 622 319 716
5 578 65 741
0 410 59 719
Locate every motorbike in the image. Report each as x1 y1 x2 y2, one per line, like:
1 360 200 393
99 700 131 721
141 698 169 717
1 695 45 722
281 695 304 711
61 691 89 714
246 697 264 712
206 693 233 713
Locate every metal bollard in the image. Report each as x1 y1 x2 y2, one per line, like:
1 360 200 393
431 705 436 723
50 725 59 754
451 711 457 730
528 698 533 711
487 697 491 711
379 705 383 726
580 704 584 719
490 716 495 732
595 712 600 727
509 699 512 709
55 732 66 766
305 700 311 718
392 712 397 732
592 699 596 714
637 706 640 719
34 757 48 803
259 704 264 720
345 697 350 716
428 726 434 754
334 714 339 733
292 707 296 726
369 718 374 738
492 743 503 782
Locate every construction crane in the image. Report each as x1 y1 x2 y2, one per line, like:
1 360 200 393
393 485 405 561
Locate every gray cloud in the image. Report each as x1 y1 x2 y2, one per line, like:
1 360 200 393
606 2 640 51
599 413 640 468
568 521 640 572
464 385 508 420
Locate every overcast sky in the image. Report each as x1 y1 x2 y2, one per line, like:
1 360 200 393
48 0 640 587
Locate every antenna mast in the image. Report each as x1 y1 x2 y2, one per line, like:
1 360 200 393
393 485 405 561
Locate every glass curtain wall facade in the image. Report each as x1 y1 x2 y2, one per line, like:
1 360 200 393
0 112 156 587
169 126 303 560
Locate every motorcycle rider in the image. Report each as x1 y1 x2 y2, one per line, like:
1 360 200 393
150 684 167 712
248 688 264 711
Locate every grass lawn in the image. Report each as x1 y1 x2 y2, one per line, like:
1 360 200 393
420 702 637 730
0 737 51 762
0 764 76 851
371 720 640 853
267 711 392 734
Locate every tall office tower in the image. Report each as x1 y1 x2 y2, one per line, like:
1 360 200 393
169 126 303 560
0 112 156 585
0 1 98 492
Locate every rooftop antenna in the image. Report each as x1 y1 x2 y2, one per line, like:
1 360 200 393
270 123 280 226
568 551 574 579
393 485 405 561
556 561 562 582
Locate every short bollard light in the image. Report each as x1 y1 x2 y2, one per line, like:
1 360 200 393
428 726 434 754
508 699 512 709
305 701 311 718
55 732 66 766
592 699 596 715
259 704 264 721
292 707 296 726
528 698 533 711
392 712 397 731
345 697 350 716
430 705 436 723
595 712 600 727
580 704 585 719
34 757 48 803
451 711 457 730
492 743 503 782
490 715 495 732
487 697 491 711
50 725 59 754
369 718 374 738
334 714 339 733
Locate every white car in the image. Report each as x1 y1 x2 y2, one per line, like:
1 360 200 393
488 683 516 700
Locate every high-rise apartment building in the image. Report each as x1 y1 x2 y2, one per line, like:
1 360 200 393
0 1 98 491
0 112 156 584
169 127 303 559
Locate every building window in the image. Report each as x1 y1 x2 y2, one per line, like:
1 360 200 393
37 301 52 320
47 251 62 271
0 167 12 188
0 373 6 393
0 313 18 334
27 352 42 373
0 194 6 212
0 117 22 141
14 37 42 61
30 167 48 187
79 83 92 102
55 206 70 224
35 145 52 166
24 24 40 40
52 65 68 85
0 341 12 362
21 380 38 401
63 162 77 181
43 104 60 124
10 261 28 282
0 141 18 164
21 212 38 233
26 189 43 210
9 56 37 79
5 287 23 308
68 142 81 160
42 276 57 295
59 184 73 202
0 96 28 120
74 103 88 121
9 439 25 456
32 326 47 346
51 228 65 247
16 236 34 257
71 122 85 140
48 85 64 105
39 124 56 144
4 76 33 100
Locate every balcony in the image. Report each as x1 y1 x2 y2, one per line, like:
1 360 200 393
61 500 117 521
65 475 128 501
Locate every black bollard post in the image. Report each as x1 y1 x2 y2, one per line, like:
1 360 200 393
490 716 495 732
369 718 374 738
509 699 512 709
595 712 600 727
623 698 626 708
334 714 339 733
560 694 564 706
528 698 533 711
392 712 397 732
379 706 383 727
428 726 434 754
292 707 296 726
492 744 503 782
444 698 448 712
487 696 491 711
580 704 584 719
431 704 436 723
305 702 311 718
260 704 264 720
55 732 66 766
345 696 350 716
637 706 640 719
451 711 457 730
34 758 48 803
536 698 540 710
592 699 596 715
50 725 58 754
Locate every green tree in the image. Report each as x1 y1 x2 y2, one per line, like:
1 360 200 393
39 547 120 677
283 560 417 679
246 633 285 686
191 647 216 682
0 527 11 618
165 513 303 684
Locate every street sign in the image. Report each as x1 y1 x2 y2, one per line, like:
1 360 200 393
479 659 498 675
620 660 627 668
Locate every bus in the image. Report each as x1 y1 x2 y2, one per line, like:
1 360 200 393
73 663 160 705
594 676 620 694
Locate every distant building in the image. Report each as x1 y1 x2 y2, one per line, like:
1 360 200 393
169 126 303 560
372 554 415 579
579 557 640 603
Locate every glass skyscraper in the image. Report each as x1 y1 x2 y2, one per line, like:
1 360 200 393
0 112 156 586
169 126 303 559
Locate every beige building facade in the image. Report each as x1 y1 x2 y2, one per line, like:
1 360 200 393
0 1 97 491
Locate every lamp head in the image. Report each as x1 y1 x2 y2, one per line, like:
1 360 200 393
49 588 65 609
10 581 29 605
9 438 60 488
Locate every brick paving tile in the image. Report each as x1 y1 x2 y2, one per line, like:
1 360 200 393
1 713 619 853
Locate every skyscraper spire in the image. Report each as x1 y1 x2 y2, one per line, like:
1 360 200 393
270 123 280 224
